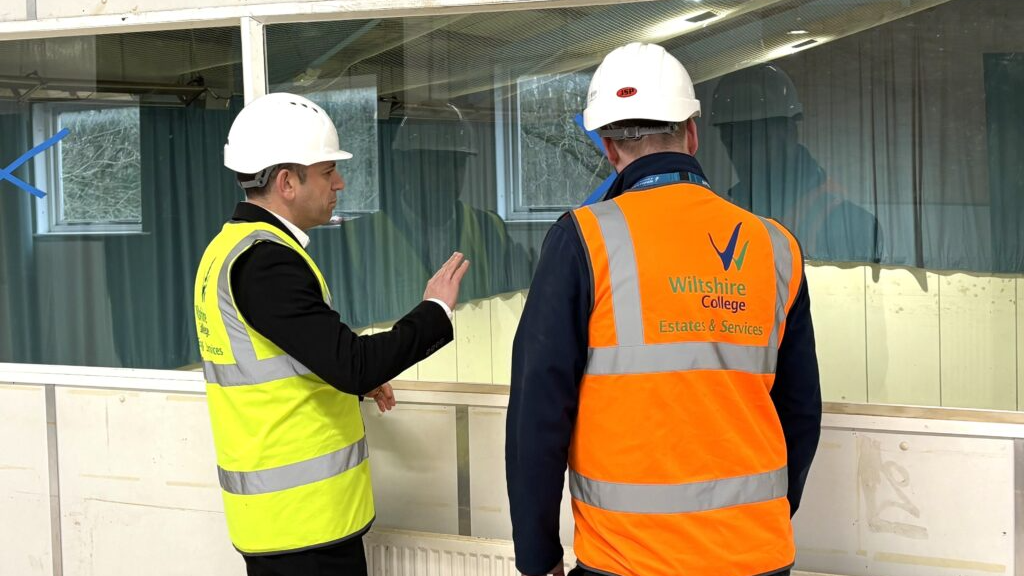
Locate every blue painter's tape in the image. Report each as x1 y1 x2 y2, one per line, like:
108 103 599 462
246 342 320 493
574 113 614 207
0 128 71 198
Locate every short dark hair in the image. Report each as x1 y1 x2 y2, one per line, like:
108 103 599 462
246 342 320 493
237 163 308 199
604 118 688 156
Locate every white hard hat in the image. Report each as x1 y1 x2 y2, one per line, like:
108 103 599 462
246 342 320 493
710 64 803 125
224 93 352 186
583 42 701 132
393 102 478 155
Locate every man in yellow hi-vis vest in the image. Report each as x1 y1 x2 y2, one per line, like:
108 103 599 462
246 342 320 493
194 92 469 576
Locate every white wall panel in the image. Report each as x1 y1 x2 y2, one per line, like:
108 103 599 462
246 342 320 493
794 431 1013 576
939 274 1016 410
0 0 26 21
362 403 459 534
0 384 53 576
456 299 493 384
866 269 941 406
490 291 524 386
806 265 868 403
2 369 1024 576
55 388 243 576
467 407 574 546
1017 278 1024 411
468 407 512 540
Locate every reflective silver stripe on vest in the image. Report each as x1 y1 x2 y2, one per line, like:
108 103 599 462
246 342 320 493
203 358 313 386
757 218 793 354
581 204 796 376
219 437 369 495
569 466 788 514
587 341 773 375
207 230 318 387
589 201 644 347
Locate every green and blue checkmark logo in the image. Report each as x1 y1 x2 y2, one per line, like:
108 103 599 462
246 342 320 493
709 222 749 272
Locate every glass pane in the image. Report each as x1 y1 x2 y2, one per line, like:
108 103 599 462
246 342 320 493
58 106 141 224
515 72 611 213
1 0 1021 417
0 27 243 368
302 77 380 222
257 0 1024 405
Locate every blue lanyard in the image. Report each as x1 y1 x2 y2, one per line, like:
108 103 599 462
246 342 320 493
581 171 712 208
628 171 710 191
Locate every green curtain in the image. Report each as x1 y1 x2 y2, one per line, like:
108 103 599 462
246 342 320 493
309 118 534 328
103 100 243 369
985 53 1024 273
6 100 532 369
0 109 40 364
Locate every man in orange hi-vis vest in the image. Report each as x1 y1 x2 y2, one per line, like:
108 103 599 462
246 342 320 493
506 43 822 576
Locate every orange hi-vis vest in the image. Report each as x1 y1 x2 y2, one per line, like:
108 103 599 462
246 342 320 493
568 176 803 576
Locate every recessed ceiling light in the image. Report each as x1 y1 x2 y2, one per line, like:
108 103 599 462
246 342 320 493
788 29 809 35
648 11 723 37
792 39 818 48
686 11 717 23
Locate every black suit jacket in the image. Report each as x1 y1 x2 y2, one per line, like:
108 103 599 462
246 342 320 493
229 202 452 396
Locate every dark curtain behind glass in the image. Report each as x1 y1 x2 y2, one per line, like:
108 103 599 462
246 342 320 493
0 109 40 364
310 117 534 328
694 0 1024 272
100 101 531 368
103 100 242 369
985 54 1024 273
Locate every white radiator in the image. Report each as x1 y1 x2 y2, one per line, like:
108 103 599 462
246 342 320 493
364 529 834 576
365 529 533 576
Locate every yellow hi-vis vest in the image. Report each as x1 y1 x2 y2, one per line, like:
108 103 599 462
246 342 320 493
194 221 374 555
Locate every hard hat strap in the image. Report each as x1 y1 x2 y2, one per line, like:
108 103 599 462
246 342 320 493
596 123 679 141
238 165 278 191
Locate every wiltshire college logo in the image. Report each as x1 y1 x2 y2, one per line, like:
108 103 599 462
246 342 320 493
709 222 749 272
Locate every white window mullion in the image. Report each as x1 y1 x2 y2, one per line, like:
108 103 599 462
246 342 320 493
241 16 268 104
31 104 54 235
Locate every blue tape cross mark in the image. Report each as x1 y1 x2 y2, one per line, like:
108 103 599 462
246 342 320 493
574 113 616 207
0 128 71 198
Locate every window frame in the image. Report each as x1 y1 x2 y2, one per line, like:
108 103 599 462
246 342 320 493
497 70 607 223
300 75 383 223
31 101 144 236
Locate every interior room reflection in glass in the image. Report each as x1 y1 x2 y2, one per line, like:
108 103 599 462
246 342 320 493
2 0 1022 414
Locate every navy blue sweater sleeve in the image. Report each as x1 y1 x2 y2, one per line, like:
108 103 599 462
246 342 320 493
770 274 822 515
506 219 589 576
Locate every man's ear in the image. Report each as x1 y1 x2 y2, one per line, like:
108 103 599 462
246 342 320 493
602 136 621 169
685 118 699 156
274 167 295 200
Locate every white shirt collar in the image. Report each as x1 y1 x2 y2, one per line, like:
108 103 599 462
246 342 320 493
266 209 310 249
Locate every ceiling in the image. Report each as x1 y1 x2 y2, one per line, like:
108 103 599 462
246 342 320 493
0 0 958 106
